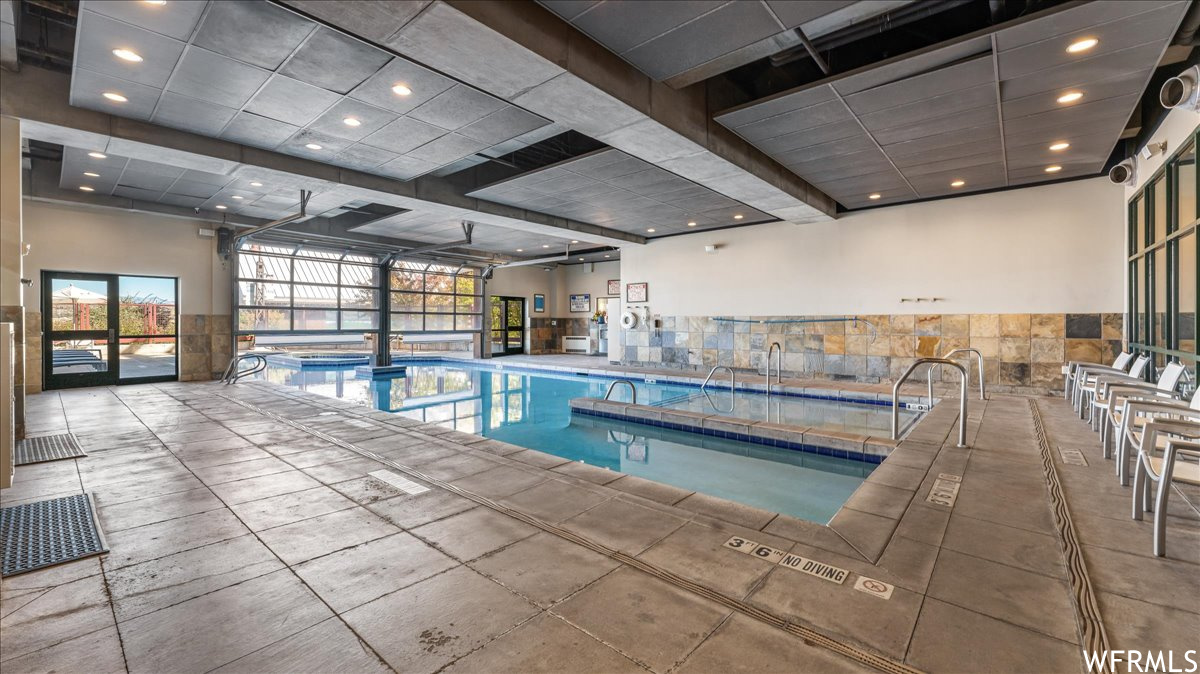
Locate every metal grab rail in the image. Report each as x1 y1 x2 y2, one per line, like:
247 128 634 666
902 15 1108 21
925 347 986 403
766 342 782 391
702 365 736 391
702 388 735 414
893 357 969 447
604 379 637 404
222 353 268 384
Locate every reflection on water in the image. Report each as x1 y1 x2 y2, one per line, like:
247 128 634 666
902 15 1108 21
258 361 878 523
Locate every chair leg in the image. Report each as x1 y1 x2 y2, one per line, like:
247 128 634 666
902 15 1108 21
1132 459 1146 521
1117 434 1129 486
1101 421 1110 458
1153 457 1176 557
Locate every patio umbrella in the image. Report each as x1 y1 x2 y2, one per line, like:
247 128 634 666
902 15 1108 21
53 284 107 331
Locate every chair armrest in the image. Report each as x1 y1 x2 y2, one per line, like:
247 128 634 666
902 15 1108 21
1123 400 1200 421
1105 386 1183 412
1140 420 1200 453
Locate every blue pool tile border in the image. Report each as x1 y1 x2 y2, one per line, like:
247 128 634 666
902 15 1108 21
572 407 885 465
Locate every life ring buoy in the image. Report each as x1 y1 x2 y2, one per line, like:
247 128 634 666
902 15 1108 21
620 310 639 329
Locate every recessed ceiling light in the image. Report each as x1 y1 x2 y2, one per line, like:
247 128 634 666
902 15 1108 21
79 186 94 192
112 48 143 63
1066 37 1098 53
1049 141 1070 151
570 240 578 243
88 151 107 159
250 181 263 187
1057 91 1083 104
392 84 412 96
343 117 361 127
542 244 550 248
143 0 166 5
215 205 227 210
687 221 697 227
83 171 99 177
646 228 656 232
102 92 128 102
868 193 881 200
603 254 610 258
232 195 244 200
516 248 523 252
1045 165 1063 173
305 143 323 150
733 214 744 220
579 257 584 261
951 179 966 188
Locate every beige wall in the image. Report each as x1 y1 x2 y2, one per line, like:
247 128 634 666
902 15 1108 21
1 116 21 307
554 260 619 316
22 199 227 314
621 176 1124 317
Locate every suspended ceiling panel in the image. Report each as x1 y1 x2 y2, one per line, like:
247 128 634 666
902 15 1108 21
349 211 585 256
466 148 775 238
537 0 892 85
714 1 1189 209
71 0 552 181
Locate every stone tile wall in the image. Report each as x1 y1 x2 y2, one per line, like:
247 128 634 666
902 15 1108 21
530 317 590 354
620 313 1124 395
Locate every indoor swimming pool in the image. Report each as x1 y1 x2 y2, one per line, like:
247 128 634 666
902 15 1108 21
255 358 905 522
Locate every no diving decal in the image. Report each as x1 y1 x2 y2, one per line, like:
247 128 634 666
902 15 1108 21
724 537 853 587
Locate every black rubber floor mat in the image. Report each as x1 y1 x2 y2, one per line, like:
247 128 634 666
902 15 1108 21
1 493 108 576
15 434 86 465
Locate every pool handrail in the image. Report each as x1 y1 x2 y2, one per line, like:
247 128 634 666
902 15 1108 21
222 353 268 384
893 357 968 447
702 365 736 393
766 342 783 391
925 347 987 404
604 379 637 405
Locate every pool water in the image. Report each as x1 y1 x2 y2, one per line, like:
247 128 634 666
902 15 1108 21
257 359 884 523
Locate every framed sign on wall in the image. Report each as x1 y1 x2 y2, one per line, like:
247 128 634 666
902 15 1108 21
607 279 620 295
626 282 648 303
569 294 590 312
533 294 545 313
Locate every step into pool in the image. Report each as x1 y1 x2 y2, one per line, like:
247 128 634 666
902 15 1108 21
257 358 897 523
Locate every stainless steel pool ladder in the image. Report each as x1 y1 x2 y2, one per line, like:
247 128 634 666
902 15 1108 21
766 342 783 391
893 357 968 447
702 365 735 391
604 379 637 404
221 353 268 384
925 347 987 404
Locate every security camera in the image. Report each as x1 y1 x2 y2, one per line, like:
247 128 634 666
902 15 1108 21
1109 158 1136 186
1140 141 1167 161
1160 65 1200 111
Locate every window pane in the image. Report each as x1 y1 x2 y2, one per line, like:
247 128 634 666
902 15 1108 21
1179 141 1196 226
456 314 482 330
118 276 176 336
1132 197 1144 254
455 295 482 314
294 259 339 284
456 275 482 295
340 287 379 309
119 337 175 379
239 253 290 282
341 264 379 287
426 293 454 313
1153 176 1168 242
50 279 109 331
425 314 454 330
390 270 424 291
292 284 339 308
391 292 424 312
295 309 337 330
391 313 424 330
51 339 109 374
1180 233 1196 354
425 274 455 293
239 309 290 331
341 310 379 330
238 281 291 307
1155 247 1168 349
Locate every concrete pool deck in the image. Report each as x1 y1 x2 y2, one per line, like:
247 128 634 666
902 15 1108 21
2 370 1197 672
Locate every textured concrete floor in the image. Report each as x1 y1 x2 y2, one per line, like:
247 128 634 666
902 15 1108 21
1 374 1197 673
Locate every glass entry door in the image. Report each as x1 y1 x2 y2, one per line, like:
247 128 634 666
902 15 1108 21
43 272 178 389
490 296 525 356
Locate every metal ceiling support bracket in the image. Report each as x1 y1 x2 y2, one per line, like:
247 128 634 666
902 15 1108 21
236 190 311 244
393 221 475 257
795 28 830 75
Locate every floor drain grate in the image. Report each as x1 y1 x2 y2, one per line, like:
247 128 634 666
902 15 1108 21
0 493 108 576
16 434 86 465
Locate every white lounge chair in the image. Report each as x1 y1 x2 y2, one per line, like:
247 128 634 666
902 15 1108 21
1131 426 1200 557
1091 360 1187 435
1098 376 1190 457
1063 351 1133 400
1114 396 1200 487
1073 354 1150 418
